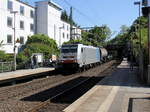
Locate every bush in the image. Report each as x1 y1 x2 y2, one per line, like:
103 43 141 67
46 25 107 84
0 51 13 62
63 39 92 46
17 34 59 68
27 34 58 49
0 51 6 61
25 43 57 59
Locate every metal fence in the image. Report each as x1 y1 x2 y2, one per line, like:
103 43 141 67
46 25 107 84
0 61 13 73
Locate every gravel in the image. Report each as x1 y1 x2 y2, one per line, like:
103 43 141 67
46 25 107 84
0 61 117 112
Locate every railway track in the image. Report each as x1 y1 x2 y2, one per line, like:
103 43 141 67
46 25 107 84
0 60 117 112
0 74 80 101
0 61 115 101
29 76 103 112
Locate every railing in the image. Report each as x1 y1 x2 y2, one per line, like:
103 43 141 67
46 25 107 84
0 61 13 73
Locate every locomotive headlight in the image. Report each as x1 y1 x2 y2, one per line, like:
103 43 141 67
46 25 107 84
61 60 64 63
74 59 77 63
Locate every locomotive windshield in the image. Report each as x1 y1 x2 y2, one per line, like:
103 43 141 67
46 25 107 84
61 47 77 53
61 45 78 53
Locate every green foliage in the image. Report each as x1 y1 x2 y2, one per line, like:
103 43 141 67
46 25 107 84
61 10 77 26
119 25 129 34
0 51 13 62
0 51 6 61
129 17 148 63
27 34 58 49
17 34 59 67
108 16 148 65
61 10 70 23
16 52 28 63
83 25 111 47
108 25 129 45
63 39 92 46
63 25 111 47
26 43 58 58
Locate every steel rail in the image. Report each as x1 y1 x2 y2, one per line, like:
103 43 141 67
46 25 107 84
29 76 94 112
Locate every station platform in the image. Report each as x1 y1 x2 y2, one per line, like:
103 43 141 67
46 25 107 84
64 60 150 112
0 67 54 84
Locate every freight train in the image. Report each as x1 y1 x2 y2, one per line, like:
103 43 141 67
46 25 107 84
57 44 108 71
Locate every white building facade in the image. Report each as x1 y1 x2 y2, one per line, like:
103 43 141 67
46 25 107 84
0 0 81 54
0 0 35 53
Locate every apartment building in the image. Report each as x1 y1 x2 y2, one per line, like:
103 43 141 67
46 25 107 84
35 0 66 47
0 0 81 54
35 1 81 47
0 0 35 53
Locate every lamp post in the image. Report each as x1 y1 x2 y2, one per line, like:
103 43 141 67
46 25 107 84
141 0 150 84
10 11 18 71
134 1 142 49
134 1 144 80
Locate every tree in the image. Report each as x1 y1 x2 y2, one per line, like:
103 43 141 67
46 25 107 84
63 25 111 47
17 34 59 67
108 16 148 66
61 10 77 26
108 25 129 45
61 10 69 23
26 34 58 50
119 25 129 34
84 25 111 46
63 39 92 46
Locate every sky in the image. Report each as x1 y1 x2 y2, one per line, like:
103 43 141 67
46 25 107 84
23 0 140 37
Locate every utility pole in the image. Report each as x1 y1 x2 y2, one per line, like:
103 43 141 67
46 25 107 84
134 1 144 81
148 9 150 84
142 0 150 84
70 7 73 40
10 11 18 71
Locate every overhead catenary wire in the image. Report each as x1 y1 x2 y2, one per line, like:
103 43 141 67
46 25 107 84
78 0 103 25
61 0 97 26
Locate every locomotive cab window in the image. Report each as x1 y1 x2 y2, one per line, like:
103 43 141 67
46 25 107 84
61 47 77 53
61 45 78 53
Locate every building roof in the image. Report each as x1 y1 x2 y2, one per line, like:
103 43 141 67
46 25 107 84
16 0 35 9
35 0 62 10
48 1 62 10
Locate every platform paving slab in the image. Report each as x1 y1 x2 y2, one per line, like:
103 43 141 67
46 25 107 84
0 68 54 84
64 60 150 112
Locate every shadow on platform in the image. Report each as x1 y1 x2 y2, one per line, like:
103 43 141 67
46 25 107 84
21 76 103 104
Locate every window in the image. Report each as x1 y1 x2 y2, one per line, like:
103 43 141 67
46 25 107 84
67 25 69 31
8 0 13 10
30 10 34 18
20 6 24 15
61 48 77 53
63 33 65 38
67 34 69 39
63 24 65 29
20 36 24 44
7 17 13 27
30 24 34 31
20 21 24 29
7 35 12 43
